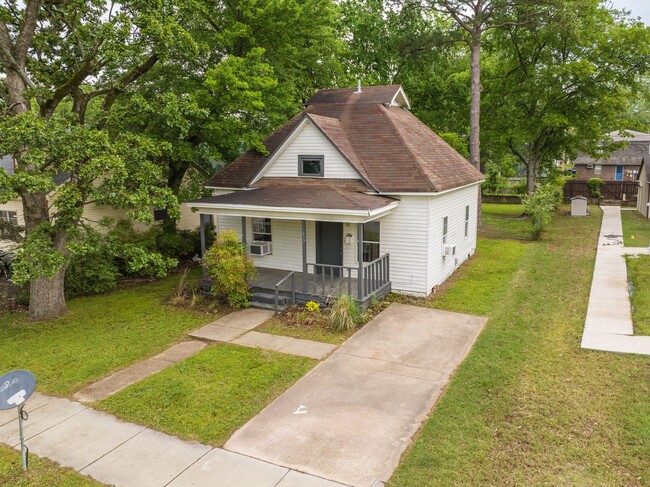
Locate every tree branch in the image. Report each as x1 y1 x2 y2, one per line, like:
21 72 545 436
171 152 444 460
0 219 24 243
14 0 42 65
508 138 528 166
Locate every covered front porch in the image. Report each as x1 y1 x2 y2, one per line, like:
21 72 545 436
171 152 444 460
190 181 398 312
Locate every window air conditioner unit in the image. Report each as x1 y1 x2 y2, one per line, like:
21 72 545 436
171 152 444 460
249 241 272 256
443 244 456 257
586 164 594 169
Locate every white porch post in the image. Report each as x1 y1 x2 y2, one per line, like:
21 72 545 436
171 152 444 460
302 220 308 294
241 217 247 245
357 222 364 299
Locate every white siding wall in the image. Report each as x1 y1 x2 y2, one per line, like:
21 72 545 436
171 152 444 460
0 199 25 227
259 121 359 180
177 203 200 230
426 184 479 292
379 196 430 296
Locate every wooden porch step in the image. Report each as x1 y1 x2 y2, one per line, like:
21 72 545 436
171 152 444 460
251 291 289 311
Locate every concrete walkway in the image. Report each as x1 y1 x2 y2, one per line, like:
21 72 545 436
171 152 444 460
225 303 488 487
191 308 337 360
0 393 346 487
581 206 650 355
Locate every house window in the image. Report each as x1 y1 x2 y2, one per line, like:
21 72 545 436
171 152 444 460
465 205 470 237
252 218 272 242
298 155 324 177
362 221 380 262
0 211 17 226
594 164 602 176
442 216 448 244
615 165 623 181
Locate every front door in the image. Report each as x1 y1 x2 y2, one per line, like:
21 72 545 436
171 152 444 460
316 222 343 276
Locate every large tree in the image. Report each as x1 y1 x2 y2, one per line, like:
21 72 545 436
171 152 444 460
482 0 650 191
0 1 190 320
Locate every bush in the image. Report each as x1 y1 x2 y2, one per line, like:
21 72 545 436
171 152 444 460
481 163 507 195
523 180 565 238
204 230 256 308
65 251 119 298
588 178 604 198
329 294 360 332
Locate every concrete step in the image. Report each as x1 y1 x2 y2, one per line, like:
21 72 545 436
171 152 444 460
250 301 288 312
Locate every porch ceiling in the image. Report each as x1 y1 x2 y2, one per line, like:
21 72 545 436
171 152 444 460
187 183 399 222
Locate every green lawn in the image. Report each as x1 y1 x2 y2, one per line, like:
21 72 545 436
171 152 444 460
621 209 650 247
627 255 650 336
95 344 314 446
0 445 101 486
0 272 224 396
480 203 536 240
390 206 650 486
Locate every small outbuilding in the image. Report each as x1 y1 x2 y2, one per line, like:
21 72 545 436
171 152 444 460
570 196 588 217
637 156 649 219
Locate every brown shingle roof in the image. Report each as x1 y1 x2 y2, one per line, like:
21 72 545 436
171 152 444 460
205 85 483 192
190 179 397 213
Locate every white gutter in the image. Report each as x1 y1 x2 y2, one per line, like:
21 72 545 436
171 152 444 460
184 200 399 217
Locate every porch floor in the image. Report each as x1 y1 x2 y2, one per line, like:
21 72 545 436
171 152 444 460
252 267 361 301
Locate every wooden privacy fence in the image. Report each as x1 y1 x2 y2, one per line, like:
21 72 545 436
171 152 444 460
563 180 638 201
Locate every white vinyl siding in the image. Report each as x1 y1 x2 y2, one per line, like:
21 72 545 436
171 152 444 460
258 121 359 180
0 200 24 228
426 184 479 292
379 196 429 296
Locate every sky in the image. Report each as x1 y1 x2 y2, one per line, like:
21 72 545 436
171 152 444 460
610 0 650 25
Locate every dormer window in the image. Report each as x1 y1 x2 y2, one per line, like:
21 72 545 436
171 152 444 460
299 155 324 177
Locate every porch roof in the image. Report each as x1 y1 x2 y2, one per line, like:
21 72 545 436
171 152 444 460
187 182 399 222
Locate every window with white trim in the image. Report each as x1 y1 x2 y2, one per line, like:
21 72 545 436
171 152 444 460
442 216 449 245
362 221 380 262
298 155 324 177
594 164 602 176
252 218 272 242
465 205 470 237
0 211 17 226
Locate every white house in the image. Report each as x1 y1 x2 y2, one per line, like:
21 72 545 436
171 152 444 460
187 85 484 309
638 157 649 218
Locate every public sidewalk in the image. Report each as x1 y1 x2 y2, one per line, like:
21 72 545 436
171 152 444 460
0 393 346 487
580 206 650 355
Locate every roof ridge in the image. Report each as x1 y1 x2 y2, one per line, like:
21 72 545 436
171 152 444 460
378 105 437 192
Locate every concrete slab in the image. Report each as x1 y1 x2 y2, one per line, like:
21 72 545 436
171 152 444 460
153 340 206 362
232 331 293 351
73 357 173 403
278 338 337 360
336 303 487 375
226 303 487 487
81 428 211 487
0 398 87 446
276 470 349 487
0 392 56 427
27 408 145 470
167 448 288 487
189 323 248 343
211 308 274 330
581 206 650 356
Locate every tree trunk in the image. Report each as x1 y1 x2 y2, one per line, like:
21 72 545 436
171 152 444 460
469 34 481 170
29 270 67 320
527 153 540 193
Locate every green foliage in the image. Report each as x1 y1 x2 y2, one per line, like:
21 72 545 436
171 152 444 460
204 230 257 308
481 162 507 195
65 252 119 299
329 293 360 332
522 180 565 237
305 301 321 313
588 177 604 198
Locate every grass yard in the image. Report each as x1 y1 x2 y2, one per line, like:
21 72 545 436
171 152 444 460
95 344 314 446
480 203 536 240
390 205 650 486
0 445 102 487
0 271 223 396
627 255 650 336
621 209 650 247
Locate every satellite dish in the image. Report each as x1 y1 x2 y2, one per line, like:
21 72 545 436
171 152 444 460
0 370 36 410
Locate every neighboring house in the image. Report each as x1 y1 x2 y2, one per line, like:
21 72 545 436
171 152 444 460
187 85 484 308
0 155 199 249
638 157 649 218
573 130 650 181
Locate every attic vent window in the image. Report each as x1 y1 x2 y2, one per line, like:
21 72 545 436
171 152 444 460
299 155 324 177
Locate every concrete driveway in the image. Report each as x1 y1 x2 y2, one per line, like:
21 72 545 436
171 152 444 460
225 303 487 487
